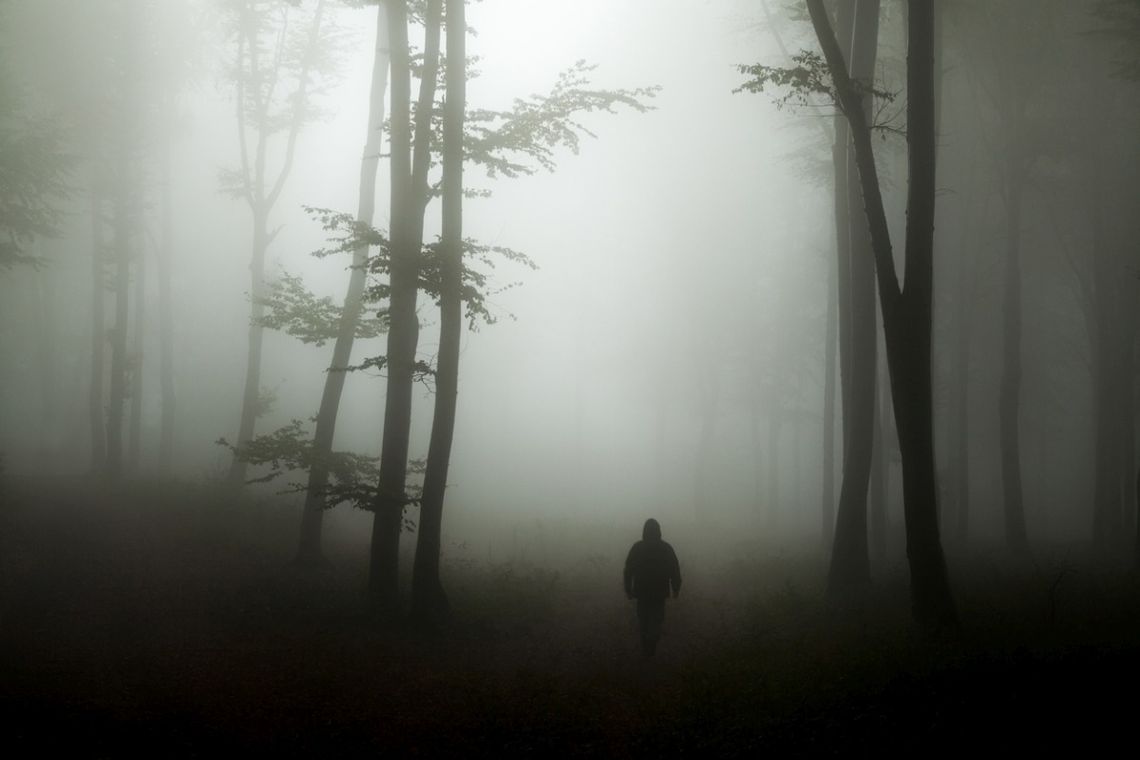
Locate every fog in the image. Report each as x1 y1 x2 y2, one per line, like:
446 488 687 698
1 1 831 531
2 0 1139 752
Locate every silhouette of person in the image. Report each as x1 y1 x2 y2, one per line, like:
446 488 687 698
623 518 682 656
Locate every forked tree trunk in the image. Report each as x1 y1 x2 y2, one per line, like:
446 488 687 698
412 0 466 624
808 0 956 628
369 0 443 613
295 5 390 566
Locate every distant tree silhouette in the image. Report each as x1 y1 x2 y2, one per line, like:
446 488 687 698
222 0 336 487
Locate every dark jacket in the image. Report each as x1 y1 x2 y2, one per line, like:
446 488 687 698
624 519 682 600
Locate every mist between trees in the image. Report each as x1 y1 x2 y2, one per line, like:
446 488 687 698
1 0 1139 631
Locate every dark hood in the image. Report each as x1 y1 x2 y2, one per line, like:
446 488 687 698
642 518 662 541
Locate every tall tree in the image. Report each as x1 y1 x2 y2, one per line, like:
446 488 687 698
369 0 442 612
103 5 141 480
157 134 176 475
295 2 390 567
411 0 466 624
88 188 107 471
807 0 956 627
225 0 332 486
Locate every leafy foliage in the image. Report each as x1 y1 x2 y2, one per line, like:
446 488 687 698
463 60 659 180
734 51 836 108
219 0 346 207
735 52 895 116
217 419 422 519
255 271 389 346
304 206 537 331
0 73 72 269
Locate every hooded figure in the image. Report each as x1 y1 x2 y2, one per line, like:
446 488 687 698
623 518 682 656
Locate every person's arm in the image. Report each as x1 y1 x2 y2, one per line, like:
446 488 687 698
669 546 682 598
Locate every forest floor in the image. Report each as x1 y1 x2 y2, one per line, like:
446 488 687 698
2 477 1139 756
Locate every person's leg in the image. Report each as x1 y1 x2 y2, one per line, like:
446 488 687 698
637 599 652 655
639 598 664 656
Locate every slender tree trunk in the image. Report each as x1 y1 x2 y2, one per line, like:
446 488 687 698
833 0 856 469
369 0 443 613
157 137 175 476
694 378 717 522
412 0 466 623
823 244 838 547
808 0 956 628
105 148 131 480
229 206 269 485
752 394 765 520
128 229 145 468
1135 465 1140 569
827 0 880 604
229 0 327 486
767 413 781 531
999 164 1029 553
1119 324 1135 541
89 189 107 471
33 249 59 454
295 5 390 566
1092 205 1123 547
870 358 887 565
954 220 971 544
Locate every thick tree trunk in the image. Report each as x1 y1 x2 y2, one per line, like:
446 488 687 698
157 139 175 476
808 0 956 628
412 0 466 624
369 0 442 613
295 5 390 566
89 190 107 471
999 165 1029 553
827 0 880 604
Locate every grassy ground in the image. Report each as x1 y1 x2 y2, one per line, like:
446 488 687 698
2 478 1138 756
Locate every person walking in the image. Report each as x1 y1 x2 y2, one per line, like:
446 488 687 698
623 518 682 656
